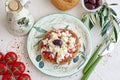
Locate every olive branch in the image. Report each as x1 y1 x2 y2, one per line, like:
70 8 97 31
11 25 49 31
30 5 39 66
81 3 120 43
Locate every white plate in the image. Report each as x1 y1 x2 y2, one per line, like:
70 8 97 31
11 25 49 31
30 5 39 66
27 13 93 77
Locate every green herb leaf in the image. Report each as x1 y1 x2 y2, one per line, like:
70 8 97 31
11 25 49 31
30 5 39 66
110 8 117 16
101 21 111 36
81 15 87 23
65 25 69 29
90 13 96 24
94 12 100 25
113 27 118 42
89 19 94 30
99 13 104 27
99 4 106 15
104 7 110 21
81 13 88 23
112 16 119 25
112 17 119 32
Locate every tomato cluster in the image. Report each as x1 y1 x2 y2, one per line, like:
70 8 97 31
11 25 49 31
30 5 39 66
0 52 31 80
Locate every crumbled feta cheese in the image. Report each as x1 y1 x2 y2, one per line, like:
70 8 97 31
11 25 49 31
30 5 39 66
51 32 58 39
66 31 71 37
69 37 76 43
68 37 76 49
61 32 67 37
61 36 68 42
41 29 77 64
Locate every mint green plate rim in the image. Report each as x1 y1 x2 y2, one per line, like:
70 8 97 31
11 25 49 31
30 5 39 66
27 13 93 78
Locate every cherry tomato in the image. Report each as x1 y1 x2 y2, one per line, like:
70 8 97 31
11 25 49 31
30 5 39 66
4 70 11 75
0 63 7 75
12 62 25 75
4 64 13 75
18 73 31 80
0 52 3 61
2 74 15 80
4 52 17 64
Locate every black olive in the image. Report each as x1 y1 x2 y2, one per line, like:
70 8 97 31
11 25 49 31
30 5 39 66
89 0 96 5
96 0 102 7
52 39 63 47
85 3 95 10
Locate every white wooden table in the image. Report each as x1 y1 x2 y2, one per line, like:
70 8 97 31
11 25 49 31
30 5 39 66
0 0 120 80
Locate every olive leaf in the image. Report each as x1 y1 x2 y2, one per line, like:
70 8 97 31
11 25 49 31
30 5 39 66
110 8 117 16
89 19 94 30
88 13 96 30
100 3 106 13
113 27 118 42
101 20 111 36
112 16 119 25
99 14 104 27
90 13 96 24
104 7 110 21
94 12 100 25
81 14 88 23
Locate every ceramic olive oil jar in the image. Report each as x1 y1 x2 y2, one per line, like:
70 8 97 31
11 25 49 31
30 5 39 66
6 0 34 36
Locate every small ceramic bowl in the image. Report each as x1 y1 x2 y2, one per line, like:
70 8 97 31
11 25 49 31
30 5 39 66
81 0 104 12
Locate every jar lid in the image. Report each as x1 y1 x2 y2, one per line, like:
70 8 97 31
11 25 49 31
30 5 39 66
8 0 22 12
